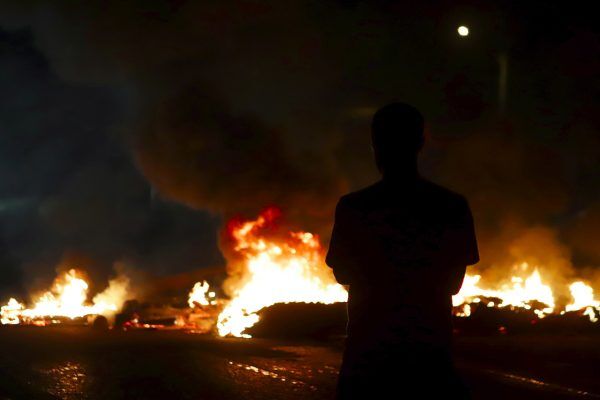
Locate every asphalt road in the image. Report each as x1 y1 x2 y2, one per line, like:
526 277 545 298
0 327 598 400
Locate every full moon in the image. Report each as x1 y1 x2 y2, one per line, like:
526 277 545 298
457 25 469 36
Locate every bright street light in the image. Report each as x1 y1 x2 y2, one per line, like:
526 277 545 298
457 25 469 37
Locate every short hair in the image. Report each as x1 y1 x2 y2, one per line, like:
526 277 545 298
371 102 425 155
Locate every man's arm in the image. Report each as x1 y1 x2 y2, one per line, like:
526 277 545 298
326 199 362 285
443 196 480 295
449 264 468 295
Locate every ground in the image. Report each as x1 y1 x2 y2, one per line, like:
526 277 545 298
0 327 598 399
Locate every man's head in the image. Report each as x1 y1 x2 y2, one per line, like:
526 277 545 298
371 102 425 174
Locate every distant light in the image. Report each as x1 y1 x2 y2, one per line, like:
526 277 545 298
457 25 469 37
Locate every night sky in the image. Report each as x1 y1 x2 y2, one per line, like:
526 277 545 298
0 1 598 299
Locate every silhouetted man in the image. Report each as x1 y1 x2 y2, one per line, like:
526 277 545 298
326 102 478 399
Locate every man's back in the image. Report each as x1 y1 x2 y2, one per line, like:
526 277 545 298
327 177 478 346
327 102 478 398
326 176 478 399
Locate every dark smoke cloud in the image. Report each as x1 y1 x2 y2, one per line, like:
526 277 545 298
1 1 352 226
134 84 345 228
0 1 598 296
0 28 223 298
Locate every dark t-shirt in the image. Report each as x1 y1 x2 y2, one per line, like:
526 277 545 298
326 177 479 348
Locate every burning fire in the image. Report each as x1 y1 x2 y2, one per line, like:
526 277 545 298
1 298 24 325
565 282 600 323
453 264 600 322
196 209 599 338
4 212 598 333
1 269 129 325
188 281 217 308
215 207 347 338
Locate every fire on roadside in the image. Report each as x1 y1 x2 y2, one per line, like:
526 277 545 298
205 209 600 337
214 207 348 338
1 269 129 326
3 209 600 333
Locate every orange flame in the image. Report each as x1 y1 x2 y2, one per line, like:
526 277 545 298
453 264 600 322
565 281 600 322
216 207 347 337
0 298 24 325
1 269 130 325
212 209 599 337
188 281 217 308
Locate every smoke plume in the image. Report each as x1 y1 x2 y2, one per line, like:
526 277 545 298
0 1 598 297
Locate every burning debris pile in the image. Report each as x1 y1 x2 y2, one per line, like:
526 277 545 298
213 207 347 338
184 208 353 337
453 267 600 323
3 209 599 336
1 269 130 325
196 208 599 337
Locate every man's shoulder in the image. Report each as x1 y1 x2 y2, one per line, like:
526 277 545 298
338 182 384 207
419 179 467 205
336 178 470 214
340 179 467 202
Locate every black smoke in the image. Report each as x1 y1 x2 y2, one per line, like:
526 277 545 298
0 28 223 298
0 1 598 297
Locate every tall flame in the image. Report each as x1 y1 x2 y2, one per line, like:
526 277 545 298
216 208 347 338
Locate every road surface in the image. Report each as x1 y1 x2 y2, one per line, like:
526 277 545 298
1 327 598 399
